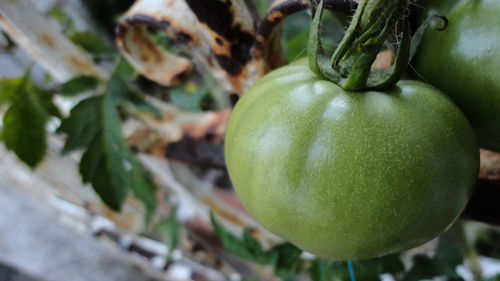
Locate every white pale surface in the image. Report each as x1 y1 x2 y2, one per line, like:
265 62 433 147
0 150 166 281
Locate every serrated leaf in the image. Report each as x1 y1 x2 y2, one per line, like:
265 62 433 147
0 78 21 105
211 212 273 264
270 242 302 270
157 206 181 256
210 212 302 272
211 212 274 264
70 31 116 58
58 73 157 216
58 75 99 96
79 130 130 210
117 83 161 118
103 69 160 118
57 96 101 154
1 76 48 168
271 243 302 281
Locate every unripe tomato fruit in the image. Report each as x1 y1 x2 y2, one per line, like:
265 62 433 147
413 0 500 151
225 62 479 260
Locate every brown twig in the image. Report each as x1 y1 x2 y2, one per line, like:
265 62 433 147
253 0 357 60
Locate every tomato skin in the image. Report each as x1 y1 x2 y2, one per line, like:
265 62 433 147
225 62 479 260
413 0 500 151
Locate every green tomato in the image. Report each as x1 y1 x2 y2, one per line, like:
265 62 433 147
413 0 500 151
225 62 479 260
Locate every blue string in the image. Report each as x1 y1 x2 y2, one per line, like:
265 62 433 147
348 260 356 281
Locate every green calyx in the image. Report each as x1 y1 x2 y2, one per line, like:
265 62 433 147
308 0 410 91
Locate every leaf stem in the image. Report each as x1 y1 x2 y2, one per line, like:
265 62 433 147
452 220 484 281
308 0 409 91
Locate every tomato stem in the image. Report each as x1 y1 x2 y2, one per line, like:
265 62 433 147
308 0 411 91
451 221 484 281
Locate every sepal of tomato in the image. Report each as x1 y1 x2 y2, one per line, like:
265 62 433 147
413 0 500 151
225 62 479 260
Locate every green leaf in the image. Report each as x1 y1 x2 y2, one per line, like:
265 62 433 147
79 130 130 210
114 59 139 81
270 242 302 270
58 75 99 96
402 255 439 281
57 96 101 154
1 75 48 168
210 211 302 271
403 238 464 281
117 84 162 118
70 31 116 58
487 275 500 281
211 211 272 264
474 227 500 259
58 72 157 216
211 212 274 264
35 87 62 119
104 68 161 117
0 78 21 105
379 253 405 274
271 242 303 281
157 206 181 256
129 164 157 222
309 260 351 281
169 83 210 112
47 9 70 26
434 238 464 279
309 259 330 281
308 254 403 281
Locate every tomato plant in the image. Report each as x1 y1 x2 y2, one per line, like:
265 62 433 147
225 60 479 260
413 0 500 151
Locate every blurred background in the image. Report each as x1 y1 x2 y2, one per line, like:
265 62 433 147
0 0 499 280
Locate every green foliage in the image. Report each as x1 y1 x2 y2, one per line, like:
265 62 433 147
58 75 99 96
58 67 159 219
211 208 477 281
69 31 116 59
0 78 21 105
487 275 500 281
0 73 61 168
309 254 404 281
48 7 117 60
475 227 500 259
403 239 464 281
169 82 211 112
210 212 303 280
157 206 181 257
58 97 101 154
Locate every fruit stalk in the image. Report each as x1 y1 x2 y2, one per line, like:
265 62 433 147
309 0 409 91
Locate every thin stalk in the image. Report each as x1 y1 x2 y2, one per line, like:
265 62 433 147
452 220 484 281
